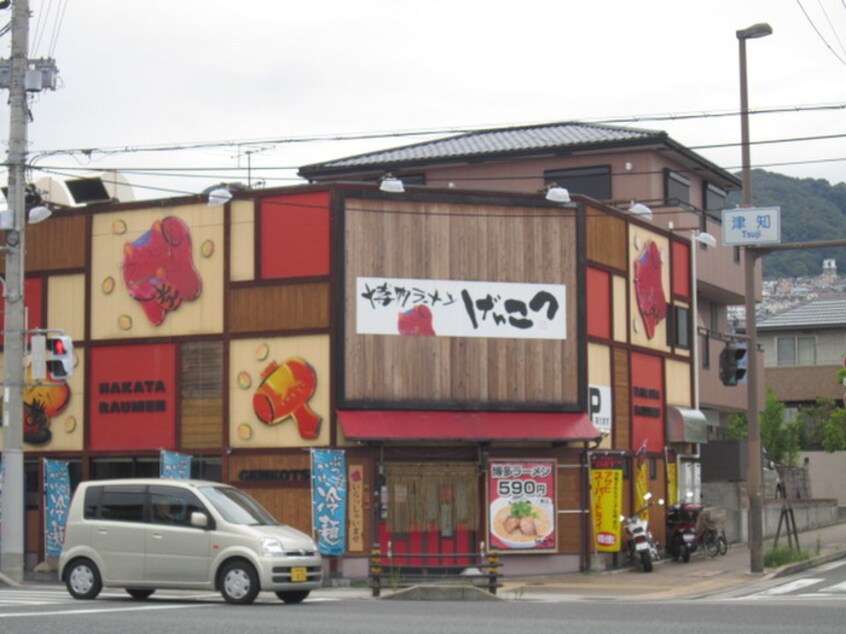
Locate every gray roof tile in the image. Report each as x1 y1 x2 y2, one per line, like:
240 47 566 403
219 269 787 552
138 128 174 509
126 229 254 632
757 298 846 330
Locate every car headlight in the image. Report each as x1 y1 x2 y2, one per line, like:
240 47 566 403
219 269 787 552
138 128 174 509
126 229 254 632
261 538 285 556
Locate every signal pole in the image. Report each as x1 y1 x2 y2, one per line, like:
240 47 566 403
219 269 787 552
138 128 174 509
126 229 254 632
1 0 56 583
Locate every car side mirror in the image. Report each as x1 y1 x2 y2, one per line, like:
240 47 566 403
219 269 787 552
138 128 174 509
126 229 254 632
190 511 209 529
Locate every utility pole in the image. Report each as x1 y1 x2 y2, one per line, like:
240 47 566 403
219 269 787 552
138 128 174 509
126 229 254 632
1 0 57 582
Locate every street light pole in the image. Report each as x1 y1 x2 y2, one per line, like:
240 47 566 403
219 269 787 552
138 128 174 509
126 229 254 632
1 0 31 583
737 21 772 575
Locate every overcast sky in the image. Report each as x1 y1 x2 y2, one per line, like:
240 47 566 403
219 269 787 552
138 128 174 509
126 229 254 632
3 0 846 201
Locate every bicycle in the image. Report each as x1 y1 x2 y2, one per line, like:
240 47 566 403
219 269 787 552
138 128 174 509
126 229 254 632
701 528 729 557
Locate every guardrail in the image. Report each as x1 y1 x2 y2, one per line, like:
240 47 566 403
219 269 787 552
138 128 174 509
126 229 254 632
369 542 501 597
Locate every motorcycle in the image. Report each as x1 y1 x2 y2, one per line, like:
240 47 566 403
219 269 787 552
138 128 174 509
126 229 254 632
620 492 663 572
666 500 702 563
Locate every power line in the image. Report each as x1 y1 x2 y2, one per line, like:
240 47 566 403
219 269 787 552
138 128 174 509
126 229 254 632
796 0 846 66
29 101 846 160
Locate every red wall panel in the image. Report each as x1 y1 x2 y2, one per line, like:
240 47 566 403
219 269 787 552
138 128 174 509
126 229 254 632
586 267 611 339
89 344 177 451
260 191 330 279
671 240 690 300
630 351 664 452
0 277 43 337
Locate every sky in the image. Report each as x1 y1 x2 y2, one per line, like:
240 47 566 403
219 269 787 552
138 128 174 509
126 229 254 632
3 0 846 202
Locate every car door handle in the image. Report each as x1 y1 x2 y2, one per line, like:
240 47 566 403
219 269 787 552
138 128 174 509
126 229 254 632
151 532 164 539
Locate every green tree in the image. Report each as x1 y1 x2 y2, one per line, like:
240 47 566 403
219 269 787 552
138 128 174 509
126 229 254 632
798 397 837 450
821 409 846 453
725 412 747 440
760 388 801 466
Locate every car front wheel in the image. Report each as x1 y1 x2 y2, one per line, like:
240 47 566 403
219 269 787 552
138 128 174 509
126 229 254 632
65 558 103 600
219 560 260 605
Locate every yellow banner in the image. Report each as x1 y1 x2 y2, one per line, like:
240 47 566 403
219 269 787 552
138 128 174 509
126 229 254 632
635 456 649 519
666 462 678 506
590 454 624 552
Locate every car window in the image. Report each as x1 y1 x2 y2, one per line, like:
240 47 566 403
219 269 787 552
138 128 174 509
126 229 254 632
150 485 207 527
98 485 146 522
199 485 279 526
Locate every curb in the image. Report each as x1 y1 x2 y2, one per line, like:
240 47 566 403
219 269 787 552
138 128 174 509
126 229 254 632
0 572 21 589
770 548 846 579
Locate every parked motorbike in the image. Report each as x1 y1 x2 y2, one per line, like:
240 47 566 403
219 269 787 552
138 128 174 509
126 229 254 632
620 492 664 572
666 500 702 563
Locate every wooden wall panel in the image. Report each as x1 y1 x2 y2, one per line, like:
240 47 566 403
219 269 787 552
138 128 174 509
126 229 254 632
229 282 329 333
0 214 87 273
613 348 630 450
343 198 580 407
181 341 223 449
556 461 583 553
586 206 626 272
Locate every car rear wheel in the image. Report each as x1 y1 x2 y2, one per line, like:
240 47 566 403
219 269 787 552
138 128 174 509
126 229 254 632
126 589 155 600
65 558 103 600
219 560 260 605
275 590 310 604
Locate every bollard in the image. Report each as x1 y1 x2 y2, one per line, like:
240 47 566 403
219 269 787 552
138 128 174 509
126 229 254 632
370 544 382 598
487 549 500 595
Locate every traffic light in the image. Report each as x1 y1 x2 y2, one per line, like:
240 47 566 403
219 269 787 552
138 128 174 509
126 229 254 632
719 344 747 386
46 335 74 380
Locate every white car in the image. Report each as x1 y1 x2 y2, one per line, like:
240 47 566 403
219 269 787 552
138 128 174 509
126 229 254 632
58 478 323 604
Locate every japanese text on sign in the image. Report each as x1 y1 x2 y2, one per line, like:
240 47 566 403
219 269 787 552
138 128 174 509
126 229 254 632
311 449 347 557
356 277 567 340
722 207 781 245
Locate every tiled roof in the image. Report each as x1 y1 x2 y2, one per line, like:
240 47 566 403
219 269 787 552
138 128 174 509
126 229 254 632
299 122 666 175
757 298 846 330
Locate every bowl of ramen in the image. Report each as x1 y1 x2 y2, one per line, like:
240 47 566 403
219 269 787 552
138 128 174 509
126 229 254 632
489 496 554 548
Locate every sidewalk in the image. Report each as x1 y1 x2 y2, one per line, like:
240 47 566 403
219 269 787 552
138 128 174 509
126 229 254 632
499 521 846 601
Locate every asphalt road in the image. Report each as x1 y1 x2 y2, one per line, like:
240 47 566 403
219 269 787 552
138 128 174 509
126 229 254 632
1 587 844 634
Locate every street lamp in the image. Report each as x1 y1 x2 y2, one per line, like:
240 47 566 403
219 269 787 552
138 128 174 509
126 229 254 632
737 20 772 575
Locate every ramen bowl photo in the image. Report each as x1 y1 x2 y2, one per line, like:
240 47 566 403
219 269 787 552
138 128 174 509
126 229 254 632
489 496 554 549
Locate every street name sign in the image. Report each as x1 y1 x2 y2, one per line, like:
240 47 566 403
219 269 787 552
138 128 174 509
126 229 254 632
722 206 781 246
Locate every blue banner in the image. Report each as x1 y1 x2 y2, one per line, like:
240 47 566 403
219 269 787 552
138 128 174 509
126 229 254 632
311 449 346 556
44 459 71 557
160 450 192 479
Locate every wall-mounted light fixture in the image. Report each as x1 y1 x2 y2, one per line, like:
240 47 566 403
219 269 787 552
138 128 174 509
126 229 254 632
379 174 405 194
628 201 653 220
206 187 233 207
27 205 52 224
545 185 571 203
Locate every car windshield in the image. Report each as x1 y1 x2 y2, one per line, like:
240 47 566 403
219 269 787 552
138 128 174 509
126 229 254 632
199 486 280 526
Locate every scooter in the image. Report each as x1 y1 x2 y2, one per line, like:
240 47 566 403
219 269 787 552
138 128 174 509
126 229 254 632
620 492 663 572
666 500 702 563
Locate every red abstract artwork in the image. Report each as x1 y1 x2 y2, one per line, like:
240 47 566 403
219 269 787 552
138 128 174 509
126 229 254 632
397 305 436 336
123 216 202 325
23 374 70 445
634 240 667 339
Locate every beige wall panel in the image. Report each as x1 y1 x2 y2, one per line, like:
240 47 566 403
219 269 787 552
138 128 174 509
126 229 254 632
629 226 670 352
229 283 329 333
342 198 579 406
229 335 330 448
47 274 85 342
588 343 612 448
612 275 628 343
230 200 255 282
0 351 85 452
90 204 224 340
665 359 692 408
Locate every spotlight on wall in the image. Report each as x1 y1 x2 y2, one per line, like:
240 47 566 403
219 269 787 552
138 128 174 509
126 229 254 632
545 186 571 203
379 175 405 194
206 187 233 207
27 205 52 224
627 201 653 220
694 231 717 248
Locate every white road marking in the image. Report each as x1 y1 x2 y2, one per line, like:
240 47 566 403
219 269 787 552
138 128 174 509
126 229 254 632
757 578 824 595
0 602 203 619
813 560 846 573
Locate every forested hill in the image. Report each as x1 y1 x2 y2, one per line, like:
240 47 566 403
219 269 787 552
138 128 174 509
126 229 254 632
725 169 846 280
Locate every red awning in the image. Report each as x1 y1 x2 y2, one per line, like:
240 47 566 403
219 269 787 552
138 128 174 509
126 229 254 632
337 410 600 442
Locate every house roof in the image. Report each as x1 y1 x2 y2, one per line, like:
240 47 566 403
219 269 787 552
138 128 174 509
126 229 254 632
298 121 741 187
757 297 846 330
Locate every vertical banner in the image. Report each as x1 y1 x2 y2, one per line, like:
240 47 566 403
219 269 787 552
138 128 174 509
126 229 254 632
488 460 556 551
160 450 192 479
347 464 365 552
0 458 4 554
590 453 625 552
634 441 649 518
665 447 678 506
44 459 71 557
311 449 347 556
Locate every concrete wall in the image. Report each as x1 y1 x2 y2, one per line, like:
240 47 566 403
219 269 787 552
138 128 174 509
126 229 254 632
702 480 840 545
800 451 846 506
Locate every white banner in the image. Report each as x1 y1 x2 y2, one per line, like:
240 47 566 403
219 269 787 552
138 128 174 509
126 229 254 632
356 277 566 340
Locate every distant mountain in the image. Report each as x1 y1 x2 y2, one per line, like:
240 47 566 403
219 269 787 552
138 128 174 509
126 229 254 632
726 170 846 279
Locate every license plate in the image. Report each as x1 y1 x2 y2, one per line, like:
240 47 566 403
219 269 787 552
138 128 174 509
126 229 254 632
291 567 307 582
634 542 649 551
683 534 695 542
